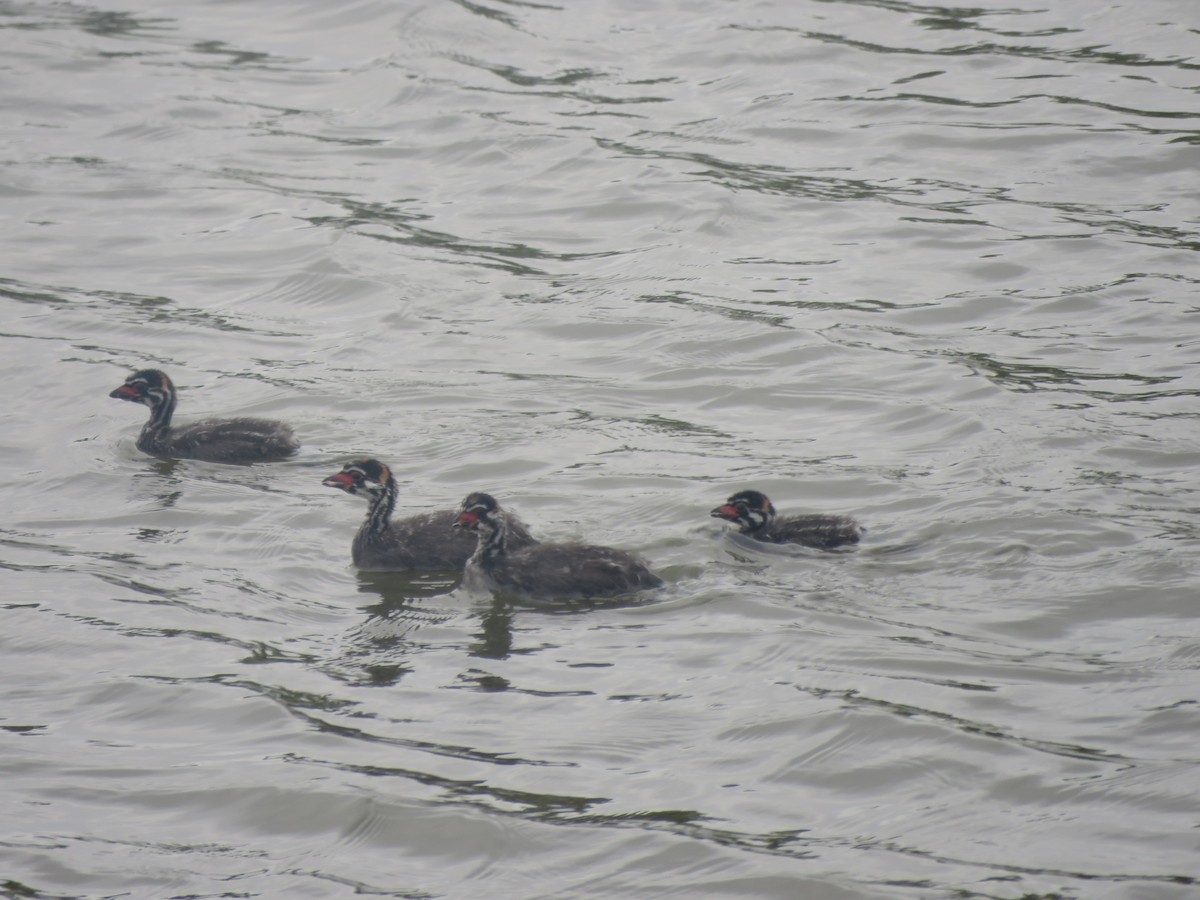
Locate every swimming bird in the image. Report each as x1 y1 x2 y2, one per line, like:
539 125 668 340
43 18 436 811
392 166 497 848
322 459 536 572
454 491 662 601
109 368 298 463
711 489 861 550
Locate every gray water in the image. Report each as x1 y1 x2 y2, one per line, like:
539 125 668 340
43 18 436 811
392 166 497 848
2 0 1198 897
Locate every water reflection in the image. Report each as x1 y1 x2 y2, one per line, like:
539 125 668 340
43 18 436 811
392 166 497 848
350 570 650 674
471 602 513 660
355 570 461 609
4 0 1199 895
345 573 462 685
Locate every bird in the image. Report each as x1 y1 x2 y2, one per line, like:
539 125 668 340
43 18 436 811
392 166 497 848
322 459 536 572
711 489 862 550
109 368 298 463
454 491 662 601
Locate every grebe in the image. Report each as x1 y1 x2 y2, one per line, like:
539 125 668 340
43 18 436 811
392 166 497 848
322 459 535 572
109 368 298 463
711 489 861 550
454 492 662 600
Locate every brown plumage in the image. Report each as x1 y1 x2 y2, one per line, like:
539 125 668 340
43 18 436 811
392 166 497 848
454 492 662 601
322 459 536 572
109 368 298 463
711 489 862 550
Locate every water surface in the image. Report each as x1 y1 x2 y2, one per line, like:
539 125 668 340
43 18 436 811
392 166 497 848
1 0 1198 897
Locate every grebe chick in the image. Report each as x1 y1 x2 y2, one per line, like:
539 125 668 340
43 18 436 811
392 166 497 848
322 459 536 572
711 489 862 550
109 368 298 463
454 492 662 601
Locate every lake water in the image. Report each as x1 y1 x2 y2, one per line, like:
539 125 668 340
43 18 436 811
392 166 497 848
2 0 1198 897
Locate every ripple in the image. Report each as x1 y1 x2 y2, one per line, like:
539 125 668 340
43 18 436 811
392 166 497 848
2 0 1199 896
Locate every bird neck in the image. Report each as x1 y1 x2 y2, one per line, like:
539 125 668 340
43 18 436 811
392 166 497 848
364 480 397 538
471 514 509 572
139 390 176 449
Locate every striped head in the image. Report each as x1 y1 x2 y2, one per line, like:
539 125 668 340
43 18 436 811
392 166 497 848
322 458 392 504
454 492 503 533
711 489 776 533
109 369 176 409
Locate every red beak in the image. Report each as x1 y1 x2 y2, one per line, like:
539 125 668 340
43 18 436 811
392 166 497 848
109 385 140 400
454 511 480 530
322 473 355 490
711 504 740 521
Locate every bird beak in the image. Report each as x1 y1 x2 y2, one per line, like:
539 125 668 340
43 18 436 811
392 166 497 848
322 473 355 491
711 504 739 521
109 385 140 400
454 511 479 530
